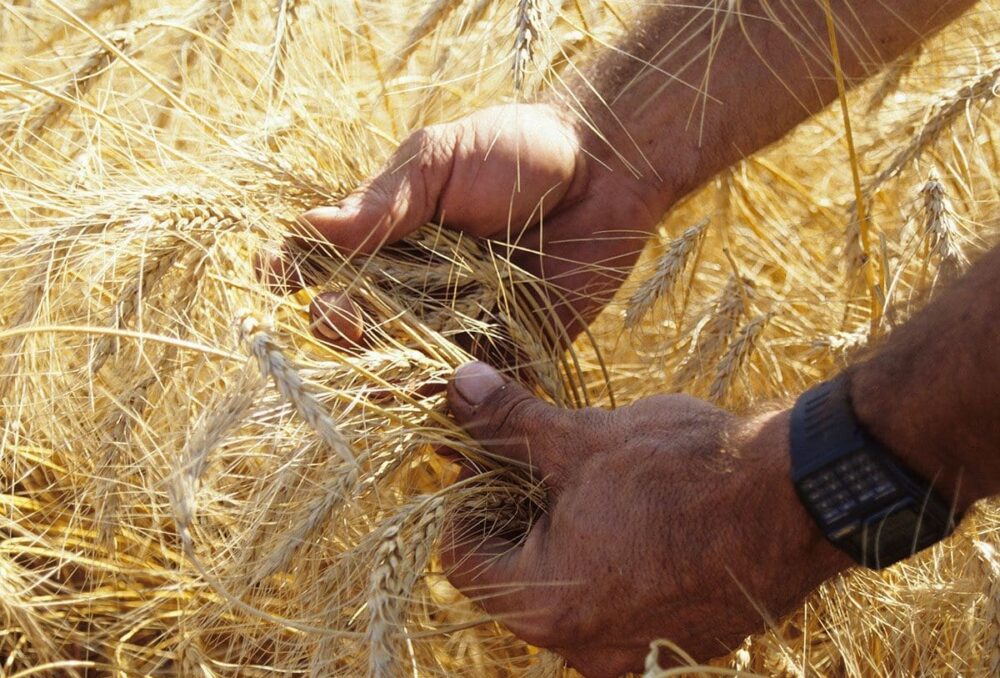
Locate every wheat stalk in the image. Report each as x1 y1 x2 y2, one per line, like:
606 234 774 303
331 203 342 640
625 218 709 329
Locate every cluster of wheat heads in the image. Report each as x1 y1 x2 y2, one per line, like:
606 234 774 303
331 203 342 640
1 0 999 677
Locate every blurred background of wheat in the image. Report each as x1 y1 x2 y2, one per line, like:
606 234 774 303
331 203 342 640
0 0 998 676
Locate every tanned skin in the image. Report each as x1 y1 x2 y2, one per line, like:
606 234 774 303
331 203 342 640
269 1 996 675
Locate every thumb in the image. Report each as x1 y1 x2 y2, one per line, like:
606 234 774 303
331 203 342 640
447 362 569 478
262 125 457 291
303 125 456 255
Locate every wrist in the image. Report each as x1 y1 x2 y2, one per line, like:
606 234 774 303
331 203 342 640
544 95 693 225
848 363 982 513
732 409 853 611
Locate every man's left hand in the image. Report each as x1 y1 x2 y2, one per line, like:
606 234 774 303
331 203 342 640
443 362 850 678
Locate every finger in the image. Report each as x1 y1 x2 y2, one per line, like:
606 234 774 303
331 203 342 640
447 361 568 477
302 125 457 256
309 291 364 347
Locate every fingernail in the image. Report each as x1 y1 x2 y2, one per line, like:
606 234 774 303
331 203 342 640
310 292 364 345
453 362 504 406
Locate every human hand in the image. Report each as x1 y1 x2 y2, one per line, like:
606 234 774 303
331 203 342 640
266 103 663 345
442 362 851 677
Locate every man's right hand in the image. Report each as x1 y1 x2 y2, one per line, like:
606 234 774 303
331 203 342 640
265 103 662 343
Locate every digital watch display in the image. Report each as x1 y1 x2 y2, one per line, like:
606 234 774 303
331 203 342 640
789 375 957 568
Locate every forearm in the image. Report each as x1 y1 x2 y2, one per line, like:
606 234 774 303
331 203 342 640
563 0 976 214
850 246 1000 511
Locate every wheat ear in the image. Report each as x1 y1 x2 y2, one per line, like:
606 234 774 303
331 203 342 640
920 170 968 286
252 462 362 582
91 243 183 373
238 315 357 467
868 64 1000 193
708 312 771 405
513 0 542 90
13 29 135 147
367 497 446 678
169 369 261 545
391 0 462 75
93 373 158 548
672 275 751 389
625 218 709 329
266 0 302 91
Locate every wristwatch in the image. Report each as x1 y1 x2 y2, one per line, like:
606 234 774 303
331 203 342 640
789 374 958 569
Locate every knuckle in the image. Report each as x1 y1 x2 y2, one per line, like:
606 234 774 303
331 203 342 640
480 385 540 442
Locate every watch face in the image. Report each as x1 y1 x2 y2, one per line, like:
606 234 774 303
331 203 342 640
791 376 957 569
798 452 954 567
863 503 920 567
799 451 899 526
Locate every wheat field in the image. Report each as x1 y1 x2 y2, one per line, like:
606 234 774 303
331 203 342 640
0 0 998 676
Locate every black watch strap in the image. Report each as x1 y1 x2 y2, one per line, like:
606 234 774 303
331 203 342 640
789 374 958 569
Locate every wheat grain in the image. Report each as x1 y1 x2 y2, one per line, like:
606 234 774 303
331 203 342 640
625 218 709 329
